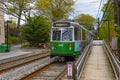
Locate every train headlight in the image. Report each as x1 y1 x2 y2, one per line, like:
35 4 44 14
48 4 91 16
52 44 54 50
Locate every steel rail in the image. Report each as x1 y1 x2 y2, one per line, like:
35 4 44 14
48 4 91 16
103 41 119 80
0 51 50 73
55 68 67 80
0 50 49 64
21 62 66 80
0 57 55 80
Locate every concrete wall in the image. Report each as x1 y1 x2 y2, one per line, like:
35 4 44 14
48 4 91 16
0 3 5 44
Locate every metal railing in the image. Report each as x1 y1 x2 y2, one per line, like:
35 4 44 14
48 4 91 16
74 40 93 80
103 41 120 80
72 40 119 80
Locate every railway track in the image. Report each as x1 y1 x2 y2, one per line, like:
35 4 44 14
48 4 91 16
0 50 58 80
1 40 117 80
0 51 50 74
21 63 66 80
0 50 68 80
0 57 55 80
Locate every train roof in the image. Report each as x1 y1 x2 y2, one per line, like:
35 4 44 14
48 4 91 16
53 21 87 30
53 20 94 36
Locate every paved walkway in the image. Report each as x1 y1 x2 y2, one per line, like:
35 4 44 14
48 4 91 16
0 44 47 60
80 46 115 80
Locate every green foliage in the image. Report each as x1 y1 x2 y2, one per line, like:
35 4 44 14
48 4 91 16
102 2 113 21
99 22 109 39
4 0 35 28
75 14 95 30
22 42 30 47
99 0 115 41
8 22 18 36
5 22 20 45
6 36 20 45
36 0 74 22
21 15 50 46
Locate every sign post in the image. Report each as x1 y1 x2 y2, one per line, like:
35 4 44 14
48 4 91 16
67 62 74 79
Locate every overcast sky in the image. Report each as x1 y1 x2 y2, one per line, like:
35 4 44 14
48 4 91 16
70 0 107 20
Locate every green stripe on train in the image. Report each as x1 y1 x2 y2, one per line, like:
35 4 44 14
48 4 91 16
50 41 80 58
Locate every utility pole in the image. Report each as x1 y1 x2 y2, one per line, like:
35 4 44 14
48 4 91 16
118 0 120 25
108 20 110 41
114 0 119 27
97 18 100 39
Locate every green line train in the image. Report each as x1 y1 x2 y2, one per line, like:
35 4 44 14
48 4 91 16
50 20 93 61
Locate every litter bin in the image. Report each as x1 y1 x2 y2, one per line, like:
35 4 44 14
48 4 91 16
0 44 11 52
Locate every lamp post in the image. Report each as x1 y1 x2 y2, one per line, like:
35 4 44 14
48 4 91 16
6 20 12 52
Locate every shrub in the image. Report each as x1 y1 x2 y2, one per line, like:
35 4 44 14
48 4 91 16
21 15 50 47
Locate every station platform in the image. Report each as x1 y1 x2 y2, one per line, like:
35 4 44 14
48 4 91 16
0 44 29 60
0 51 31 60
81 46 115 80
0 44 47 61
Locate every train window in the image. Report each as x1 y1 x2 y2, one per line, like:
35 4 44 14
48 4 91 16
52 30 61 41
74 28 81 40
82 30 86 40
62 29 72 41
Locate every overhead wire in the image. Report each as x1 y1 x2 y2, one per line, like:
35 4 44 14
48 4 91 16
100 0 111 24
100 1 113 29
99 0 107 19
96 0 103 19
72 0 101 20
102 1 113 21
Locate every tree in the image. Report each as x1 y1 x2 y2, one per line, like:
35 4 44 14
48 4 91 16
99 1 115 41
36 0 74 22
75 14 95 30
21 15 50 46
3 0 35 29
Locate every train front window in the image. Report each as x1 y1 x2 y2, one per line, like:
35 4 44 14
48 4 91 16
52 29 73 41
62 29 72 41
52 30 61 41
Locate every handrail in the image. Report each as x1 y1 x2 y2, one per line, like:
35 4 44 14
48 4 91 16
74 40 119 80
103 41 120 80
74 40 93 80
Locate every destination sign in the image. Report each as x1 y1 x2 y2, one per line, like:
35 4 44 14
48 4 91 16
53 22 70 27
